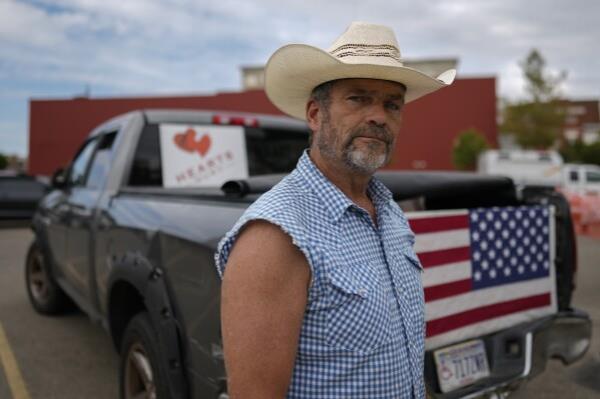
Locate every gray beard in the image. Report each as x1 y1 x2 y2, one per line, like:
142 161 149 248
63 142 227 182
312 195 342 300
343 143 388 174
316 120 392 175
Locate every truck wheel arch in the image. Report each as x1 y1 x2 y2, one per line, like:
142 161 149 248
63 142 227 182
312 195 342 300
107 252 188 399
108 280 145 351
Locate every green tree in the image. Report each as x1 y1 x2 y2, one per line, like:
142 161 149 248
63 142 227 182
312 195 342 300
0 153 7 170
501 49 566 149
582 141 600 166
452 129 490 170
559 139 585 163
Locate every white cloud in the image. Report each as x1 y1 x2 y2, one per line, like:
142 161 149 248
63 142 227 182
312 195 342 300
0 1 66 47
498 61 527 101
3 0 598 97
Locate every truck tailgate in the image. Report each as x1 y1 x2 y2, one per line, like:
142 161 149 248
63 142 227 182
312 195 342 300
407 205 558 350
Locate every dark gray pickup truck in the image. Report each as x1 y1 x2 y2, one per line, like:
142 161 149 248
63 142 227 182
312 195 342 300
25 109 591 399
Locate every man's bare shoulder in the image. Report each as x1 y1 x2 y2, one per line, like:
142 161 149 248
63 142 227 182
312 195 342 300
233 220 303 257
223 220 311 289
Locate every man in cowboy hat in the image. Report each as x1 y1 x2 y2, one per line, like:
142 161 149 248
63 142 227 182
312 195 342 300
215 22 455 398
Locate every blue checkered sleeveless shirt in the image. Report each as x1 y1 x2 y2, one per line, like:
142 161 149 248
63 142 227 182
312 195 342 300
215 151 425 398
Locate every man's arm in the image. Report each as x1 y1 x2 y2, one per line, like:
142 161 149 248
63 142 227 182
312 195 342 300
220 220 311 399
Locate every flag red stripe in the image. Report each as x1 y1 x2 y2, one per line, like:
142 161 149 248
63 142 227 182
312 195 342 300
418 247 471 268
409 214 469 234
426 293 551 337
424 279 472 302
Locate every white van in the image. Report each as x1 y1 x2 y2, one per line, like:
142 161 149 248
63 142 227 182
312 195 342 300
562 164 600 194
477 150 563 186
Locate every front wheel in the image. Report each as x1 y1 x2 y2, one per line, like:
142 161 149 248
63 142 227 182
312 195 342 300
120 312 170 399
24 241 71 314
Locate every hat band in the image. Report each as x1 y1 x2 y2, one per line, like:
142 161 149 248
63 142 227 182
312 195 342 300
329 44 401 62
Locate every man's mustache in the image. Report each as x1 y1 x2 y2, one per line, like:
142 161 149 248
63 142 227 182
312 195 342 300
347 125 393 145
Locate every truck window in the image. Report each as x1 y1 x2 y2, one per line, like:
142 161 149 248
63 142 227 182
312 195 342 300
245 127 308 175
86 132 118 190
128 125 163 186
586 170 600 183
569 170 579 182
127 124 308 187
68 138 99 187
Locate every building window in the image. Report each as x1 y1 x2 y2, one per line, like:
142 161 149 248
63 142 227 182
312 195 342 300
565 116 578 125
567 105 586 116
564 128 580 142
583 131 599 145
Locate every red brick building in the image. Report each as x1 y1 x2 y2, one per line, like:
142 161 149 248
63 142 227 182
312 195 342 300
28 77 497 176
563 100 600 144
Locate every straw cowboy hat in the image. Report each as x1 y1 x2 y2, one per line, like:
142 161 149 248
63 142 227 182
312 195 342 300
265 21 456 120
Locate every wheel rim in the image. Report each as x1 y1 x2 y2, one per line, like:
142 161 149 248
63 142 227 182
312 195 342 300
124 342 156 399
28 251 49 303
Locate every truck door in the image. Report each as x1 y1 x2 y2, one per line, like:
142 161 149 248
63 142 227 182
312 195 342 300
64 132 117 309
49 138 99 288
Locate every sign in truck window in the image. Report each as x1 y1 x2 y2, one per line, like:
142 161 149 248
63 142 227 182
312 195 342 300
159 124 248 188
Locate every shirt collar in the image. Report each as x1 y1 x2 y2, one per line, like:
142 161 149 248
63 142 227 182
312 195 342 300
368 175 394 209
295 150 394 223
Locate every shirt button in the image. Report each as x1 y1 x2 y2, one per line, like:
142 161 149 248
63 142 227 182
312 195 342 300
358 289 367 297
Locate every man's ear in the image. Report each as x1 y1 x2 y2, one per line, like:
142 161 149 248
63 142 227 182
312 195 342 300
306 100 321 132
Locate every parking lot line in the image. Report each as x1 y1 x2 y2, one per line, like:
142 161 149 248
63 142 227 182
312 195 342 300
0 322 30 399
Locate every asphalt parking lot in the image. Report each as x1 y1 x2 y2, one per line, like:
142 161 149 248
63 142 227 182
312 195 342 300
0 224 599 399
0 224 118 399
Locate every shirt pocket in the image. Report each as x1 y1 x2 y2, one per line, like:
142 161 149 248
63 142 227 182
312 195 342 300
325 262 391 353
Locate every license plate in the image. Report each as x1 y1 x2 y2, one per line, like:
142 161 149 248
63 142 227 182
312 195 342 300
433 339 490 393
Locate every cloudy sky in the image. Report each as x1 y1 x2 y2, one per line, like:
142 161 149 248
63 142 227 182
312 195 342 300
1 0 599 157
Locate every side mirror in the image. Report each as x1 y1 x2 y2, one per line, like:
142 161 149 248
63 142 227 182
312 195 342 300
51 168 68 189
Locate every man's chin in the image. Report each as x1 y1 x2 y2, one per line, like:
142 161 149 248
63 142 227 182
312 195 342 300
345 150 388 174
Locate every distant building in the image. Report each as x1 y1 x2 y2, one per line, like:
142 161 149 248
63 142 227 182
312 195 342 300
497 99 600 150
29 63 496 176
240 66 267 90
563 100 600 144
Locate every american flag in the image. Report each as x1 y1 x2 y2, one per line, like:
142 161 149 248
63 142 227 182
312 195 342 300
407 206 557 350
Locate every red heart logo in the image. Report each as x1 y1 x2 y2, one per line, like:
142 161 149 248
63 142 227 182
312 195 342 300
173 128 212 157
173 128 196 153
196 134 211 157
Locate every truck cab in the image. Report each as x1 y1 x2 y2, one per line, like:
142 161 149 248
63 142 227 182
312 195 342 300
562 164 600 195
477 149 563 187
26 110 592 399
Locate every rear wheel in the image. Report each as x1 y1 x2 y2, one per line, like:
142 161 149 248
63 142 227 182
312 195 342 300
120 312 169 399
25 241 71 314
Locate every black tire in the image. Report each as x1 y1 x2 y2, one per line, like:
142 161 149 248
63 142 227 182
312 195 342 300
24 241 72 314
120 312 170 399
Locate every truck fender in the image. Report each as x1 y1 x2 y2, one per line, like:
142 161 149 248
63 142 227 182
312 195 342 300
107 251 188 399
